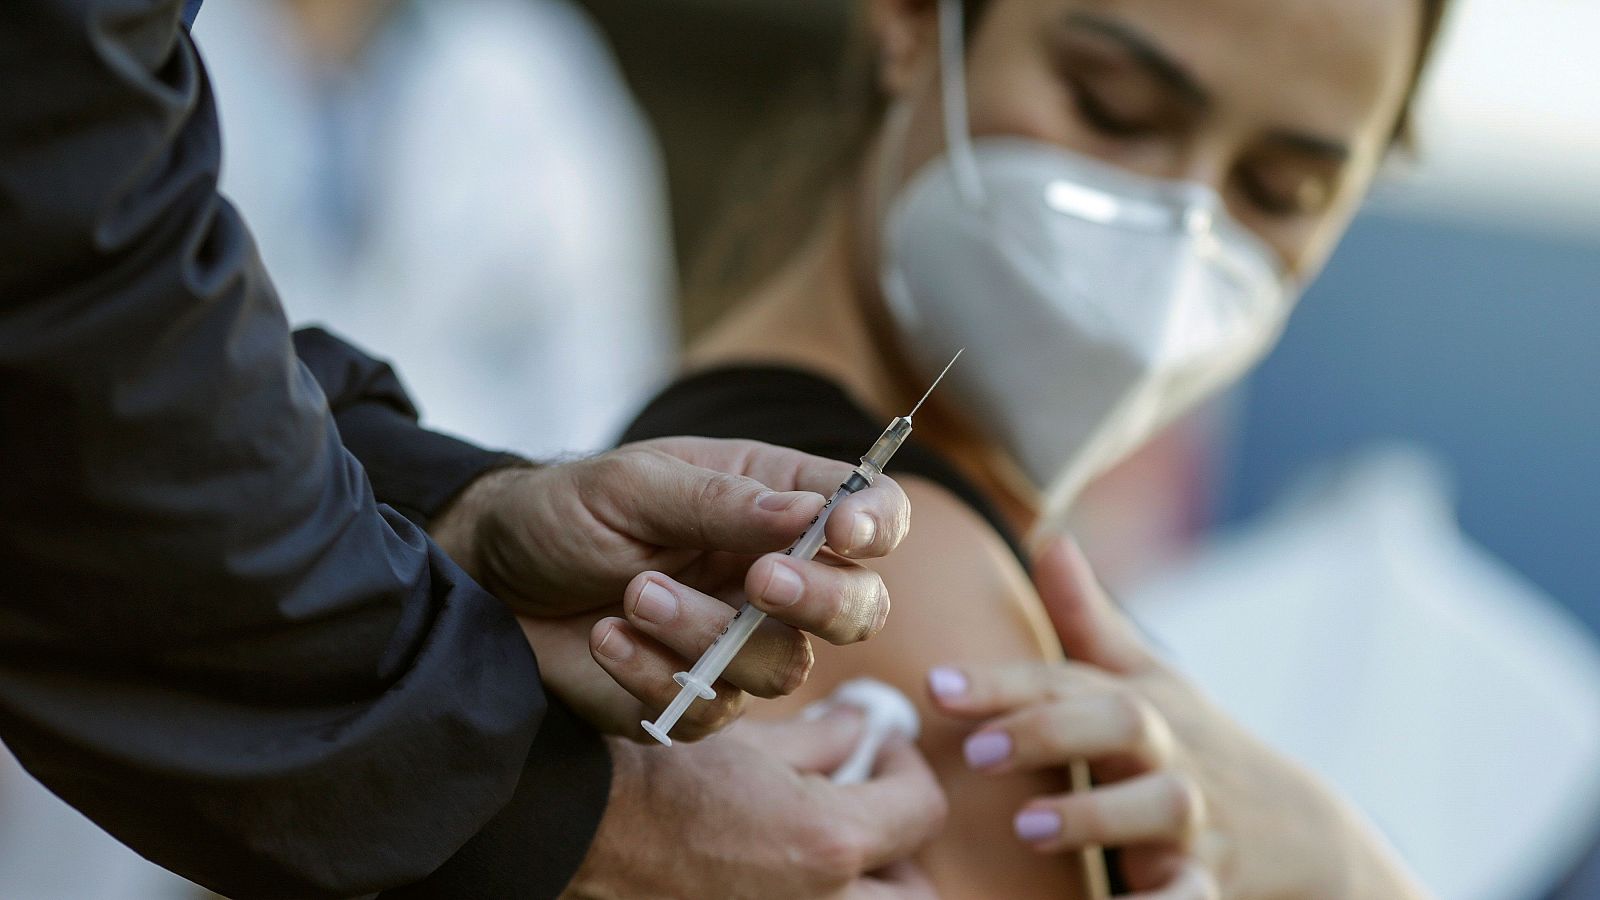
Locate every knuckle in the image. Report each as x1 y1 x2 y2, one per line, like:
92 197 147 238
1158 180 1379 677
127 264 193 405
580 451 650 505
816 587 855 646
697 689 746 733
1034 704 1077 754
588 450 634 483
1071 793 1111 845
1129 703 1162 753
697 471 751 509
866 581 891 639
739 629 815 699
1031 666 1069 702
804 821 869 881
1162 772 1206 838
833 577 886 646
774 633 816 697
671 719 711 743
1107 690 1152 748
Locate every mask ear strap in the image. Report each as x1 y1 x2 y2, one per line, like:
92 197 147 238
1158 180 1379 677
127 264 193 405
939 0 985 205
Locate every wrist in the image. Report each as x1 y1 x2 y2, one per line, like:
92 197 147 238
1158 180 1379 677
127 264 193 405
1256 763 1426 900
430 461 537 585
564 738 650 899
1316 779 1430 900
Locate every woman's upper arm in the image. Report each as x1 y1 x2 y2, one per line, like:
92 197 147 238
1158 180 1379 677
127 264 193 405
756 476 1087 898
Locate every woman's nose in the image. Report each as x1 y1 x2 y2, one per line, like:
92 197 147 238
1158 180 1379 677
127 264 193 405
1170 138 1233 196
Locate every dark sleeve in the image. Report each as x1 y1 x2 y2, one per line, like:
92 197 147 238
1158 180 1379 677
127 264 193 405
0 2 606 898
294 327 530 528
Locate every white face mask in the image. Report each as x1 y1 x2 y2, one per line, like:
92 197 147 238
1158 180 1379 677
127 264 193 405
879 0 1298 522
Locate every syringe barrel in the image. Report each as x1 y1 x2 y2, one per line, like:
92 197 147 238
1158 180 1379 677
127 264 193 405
859 416 914 478
784 484 848 559
685 603 768 687
644 482 850 745
644 602 771 746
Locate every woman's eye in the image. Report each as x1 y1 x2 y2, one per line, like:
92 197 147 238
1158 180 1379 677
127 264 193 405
1239 168 1330 218
1069 81 1155 138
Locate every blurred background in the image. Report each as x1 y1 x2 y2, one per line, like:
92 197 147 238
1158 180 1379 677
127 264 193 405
1 0 1594 897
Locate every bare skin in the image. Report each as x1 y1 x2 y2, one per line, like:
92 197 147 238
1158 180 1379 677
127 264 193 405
689 0 1427 895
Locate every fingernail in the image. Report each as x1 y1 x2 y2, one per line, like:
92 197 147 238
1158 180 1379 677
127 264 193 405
633 581 677 625
928 666 968 701
964 731 1013 769
1014 809 1061 843
762 559 804 608
870 586 890 635
848 513 878 552
758 490 811 512
594 625 633 661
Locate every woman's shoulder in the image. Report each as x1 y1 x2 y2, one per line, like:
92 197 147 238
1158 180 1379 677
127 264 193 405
764 473 1078 898
847 473 1061 678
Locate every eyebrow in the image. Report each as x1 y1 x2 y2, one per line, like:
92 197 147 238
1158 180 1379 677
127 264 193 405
1062 12 1353 163
1062 12 1210 110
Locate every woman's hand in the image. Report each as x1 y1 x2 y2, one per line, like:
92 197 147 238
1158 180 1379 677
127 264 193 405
927 538 1428 900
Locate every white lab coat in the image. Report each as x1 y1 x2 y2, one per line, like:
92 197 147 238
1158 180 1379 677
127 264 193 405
198 0 677 457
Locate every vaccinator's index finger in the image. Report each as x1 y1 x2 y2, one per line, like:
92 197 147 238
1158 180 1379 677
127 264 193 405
826 478 911 559
640 437 910 558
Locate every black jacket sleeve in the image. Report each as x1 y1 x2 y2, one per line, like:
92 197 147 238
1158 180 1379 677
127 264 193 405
293 327 531 529
0 2 607 897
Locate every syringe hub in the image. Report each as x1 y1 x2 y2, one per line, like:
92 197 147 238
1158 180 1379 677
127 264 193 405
859 416 914 478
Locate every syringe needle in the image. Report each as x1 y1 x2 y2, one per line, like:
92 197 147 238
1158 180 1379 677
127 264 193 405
909 348 964 419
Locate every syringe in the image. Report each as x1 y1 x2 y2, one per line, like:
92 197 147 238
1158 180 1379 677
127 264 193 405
642 350 964 746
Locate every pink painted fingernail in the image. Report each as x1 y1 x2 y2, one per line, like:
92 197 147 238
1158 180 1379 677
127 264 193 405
928 667 968 700
964 731 1012 769
1014 809 1061 843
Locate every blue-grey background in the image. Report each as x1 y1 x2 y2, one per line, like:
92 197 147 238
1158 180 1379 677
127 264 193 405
1216 208 1599 899
1221 210 1599 635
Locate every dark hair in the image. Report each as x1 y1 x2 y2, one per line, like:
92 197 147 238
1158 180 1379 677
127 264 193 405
685 0 1452 334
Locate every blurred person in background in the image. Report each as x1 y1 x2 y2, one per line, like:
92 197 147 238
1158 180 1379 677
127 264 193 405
196 0 676 457
612 0 1454 894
